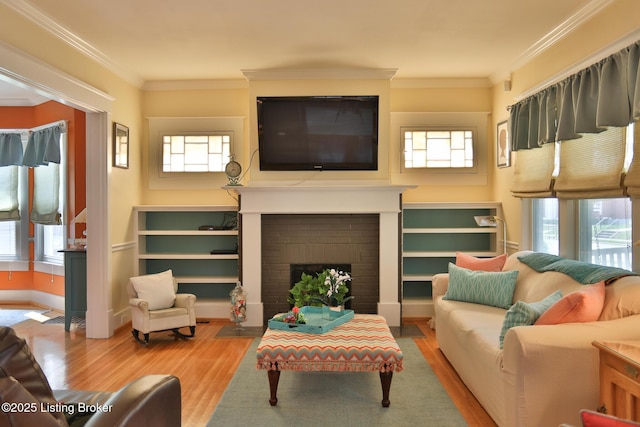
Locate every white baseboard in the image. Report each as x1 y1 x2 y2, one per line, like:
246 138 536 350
0 290 64 312
402 299 434 318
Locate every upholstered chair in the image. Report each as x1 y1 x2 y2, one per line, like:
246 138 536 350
127 270 196 346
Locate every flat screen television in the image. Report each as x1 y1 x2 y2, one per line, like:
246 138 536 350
257 95 379 171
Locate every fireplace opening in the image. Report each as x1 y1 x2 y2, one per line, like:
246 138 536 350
290 263 352 309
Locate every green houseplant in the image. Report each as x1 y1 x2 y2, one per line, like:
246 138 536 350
289 268 353 308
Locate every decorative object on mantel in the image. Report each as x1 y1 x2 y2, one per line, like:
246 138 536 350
229 281 247 330
224 154 242 186
289 268 353 309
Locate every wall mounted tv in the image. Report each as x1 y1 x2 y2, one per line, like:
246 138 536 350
257 95 379 171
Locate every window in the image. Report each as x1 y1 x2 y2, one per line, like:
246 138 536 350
162 134 231 172
579 198 631 269
531 198 632 269
532 198 559 256
0 222 17 258
148 117 244 190
528 122 635 269
34 131 67 268
403 128 474 169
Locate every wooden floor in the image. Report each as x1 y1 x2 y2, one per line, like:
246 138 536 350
8 315 495 427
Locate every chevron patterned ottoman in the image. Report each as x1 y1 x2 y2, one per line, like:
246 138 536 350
256 314 404 407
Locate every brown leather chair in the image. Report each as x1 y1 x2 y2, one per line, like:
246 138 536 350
0 327 181 427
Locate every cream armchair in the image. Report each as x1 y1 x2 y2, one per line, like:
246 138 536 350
127 270 196 346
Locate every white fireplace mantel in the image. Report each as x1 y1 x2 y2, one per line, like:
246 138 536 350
230 184 413 327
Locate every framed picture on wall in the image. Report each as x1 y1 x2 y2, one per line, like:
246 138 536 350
497 120 510 168
113 122 129 169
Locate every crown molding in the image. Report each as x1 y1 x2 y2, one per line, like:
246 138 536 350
515 26 640 102
390 78 492 89
142 79 248 91
241 68 398 81
0 40 114 112
0 0 144 88
489 0 614 85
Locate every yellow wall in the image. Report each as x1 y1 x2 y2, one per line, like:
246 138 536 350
1 0 640 315
0 3 144 314
141 86 249 205
390 85 493 202
491 0 640 250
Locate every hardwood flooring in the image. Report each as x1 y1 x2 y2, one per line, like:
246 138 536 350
8 315 495 427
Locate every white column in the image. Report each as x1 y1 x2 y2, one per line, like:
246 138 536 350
241 212 263 326
377 211 401 326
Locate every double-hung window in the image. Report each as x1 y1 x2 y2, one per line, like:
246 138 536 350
530 123 634 269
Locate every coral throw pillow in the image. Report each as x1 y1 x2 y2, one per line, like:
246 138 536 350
535 281 605 325
456 252 508 272
580 409 640 426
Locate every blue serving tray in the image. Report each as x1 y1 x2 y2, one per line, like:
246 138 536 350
268 306 355 334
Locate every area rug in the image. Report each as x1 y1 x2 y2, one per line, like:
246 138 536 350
0 309 47 327
42 316 85 328
208 338 466 427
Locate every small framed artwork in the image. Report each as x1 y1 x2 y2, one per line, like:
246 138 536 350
113 122 129 169
497 120 510 168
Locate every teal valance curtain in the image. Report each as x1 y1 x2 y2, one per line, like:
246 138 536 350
0 121 65 223
509 40 640 151
22 125 61 166
0 133 24 166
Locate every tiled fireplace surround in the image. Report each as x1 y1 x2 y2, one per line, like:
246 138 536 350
234 185 409 327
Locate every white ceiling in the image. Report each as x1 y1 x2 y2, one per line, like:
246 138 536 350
0 0 603 104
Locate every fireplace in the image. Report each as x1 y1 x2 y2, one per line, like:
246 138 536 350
261 214 378 324
233 184 410 327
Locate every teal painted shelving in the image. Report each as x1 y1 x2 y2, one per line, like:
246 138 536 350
134 205 239 317
401 202 502 317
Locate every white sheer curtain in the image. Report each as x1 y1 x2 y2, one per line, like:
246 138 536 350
0 166 20 220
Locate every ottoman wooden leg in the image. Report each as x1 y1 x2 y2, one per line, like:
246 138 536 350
267 369 281 406
379 371 393 407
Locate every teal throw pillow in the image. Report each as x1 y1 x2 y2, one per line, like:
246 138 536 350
499 290 563 349
443 263 519 310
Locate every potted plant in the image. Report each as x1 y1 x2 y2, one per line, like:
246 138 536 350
289 268 353 309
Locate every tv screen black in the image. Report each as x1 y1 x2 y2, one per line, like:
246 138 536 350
257 96 379 171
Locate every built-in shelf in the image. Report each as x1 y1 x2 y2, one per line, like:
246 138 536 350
401 202 502 317
133 205 239 318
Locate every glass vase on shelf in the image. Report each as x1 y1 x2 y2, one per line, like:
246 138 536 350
229 282 247 330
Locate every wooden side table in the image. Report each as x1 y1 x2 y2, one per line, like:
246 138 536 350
592 340 640 421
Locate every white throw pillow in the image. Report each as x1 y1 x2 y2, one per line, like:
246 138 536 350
130 270 176 310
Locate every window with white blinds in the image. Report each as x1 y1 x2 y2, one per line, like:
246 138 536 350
554 126 629 199
510 142 557 198
623 121 640 197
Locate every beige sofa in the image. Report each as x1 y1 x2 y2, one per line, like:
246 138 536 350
432 250 640 427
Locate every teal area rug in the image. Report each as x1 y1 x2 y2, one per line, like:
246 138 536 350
208 338 466 427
